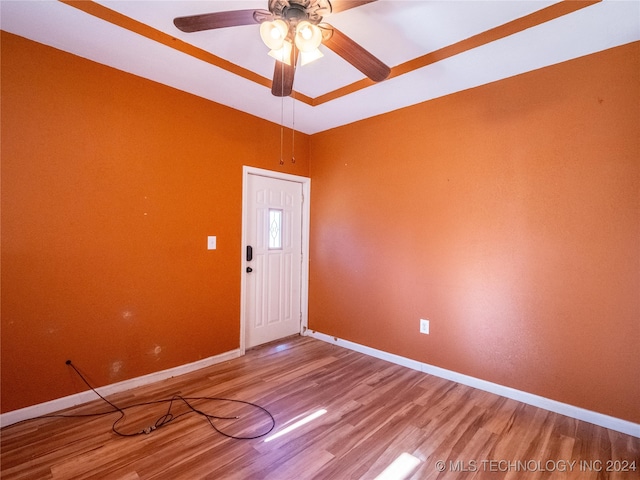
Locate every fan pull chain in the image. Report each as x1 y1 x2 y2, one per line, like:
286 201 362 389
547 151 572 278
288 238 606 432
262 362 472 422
279 100 284 166
290 48 297 164
278 45 297 167
279 59 285 166
291 92 296 164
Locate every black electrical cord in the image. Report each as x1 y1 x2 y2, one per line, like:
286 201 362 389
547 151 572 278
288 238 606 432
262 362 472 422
10 360 275 440
65 360 129 436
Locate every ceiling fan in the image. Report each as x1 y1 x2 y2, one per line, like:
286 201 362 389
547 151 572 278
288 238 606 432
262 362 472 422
173 0 391 97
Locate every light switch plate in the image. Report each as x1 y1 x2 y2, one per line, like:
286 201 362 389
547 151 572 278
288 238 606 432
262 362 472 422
420 319 430 334
207 236 217 250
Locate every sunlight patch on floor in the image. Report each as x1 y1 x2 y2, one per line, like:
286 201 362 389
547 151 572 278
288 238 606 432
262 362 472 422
374 452 421 480
263 408 327 443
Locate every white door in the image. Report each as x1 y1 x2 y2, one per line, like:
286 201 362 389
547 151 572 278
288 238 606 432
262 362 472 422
244 173 304 348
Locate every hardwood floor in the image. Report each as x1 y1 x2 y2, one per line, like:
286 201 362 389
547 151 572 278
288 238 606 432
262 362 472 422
1 336 638 479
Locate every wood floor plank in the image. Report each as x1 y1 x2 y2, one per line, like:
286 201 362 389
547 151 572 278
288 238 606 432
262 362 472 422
2 336 638 479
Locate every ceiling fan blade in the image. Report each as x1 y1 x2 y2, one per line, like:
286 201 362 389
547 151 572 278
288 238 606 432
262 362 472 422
272 57 297 97
174 9 269 33
321 25 390 82
329 0 377 14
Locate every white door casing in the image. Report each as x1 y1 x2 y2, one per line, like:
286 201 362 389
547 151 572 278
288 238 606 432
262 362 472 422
241 167 310 351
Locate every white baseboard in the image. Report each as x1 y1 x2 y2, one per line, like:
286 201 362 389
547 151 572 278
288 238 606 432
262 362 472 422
305 330 640 438
0 349 242 428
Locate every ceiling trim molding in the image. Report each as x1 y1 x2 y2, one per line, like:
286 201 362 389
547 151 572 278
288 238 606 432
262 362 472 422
60 0 600 108
311 0 601 106
59 0 316 105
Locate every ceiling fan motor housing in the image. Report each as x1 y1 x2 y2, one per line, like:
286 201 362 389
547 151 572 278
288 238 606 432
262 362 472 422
267 0 332 25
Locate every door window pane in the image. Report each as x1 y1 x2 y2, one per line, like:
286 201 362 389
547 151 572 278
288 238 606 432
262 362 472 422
269 209 283 250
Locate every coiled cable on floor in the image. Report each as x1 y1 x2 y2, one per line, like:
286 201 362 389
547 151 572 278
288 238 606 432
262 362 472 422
7 360 275 440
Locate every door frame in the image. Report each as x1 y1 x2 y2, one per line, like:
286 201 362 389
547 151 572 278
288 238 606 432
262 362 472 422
240 166 311 354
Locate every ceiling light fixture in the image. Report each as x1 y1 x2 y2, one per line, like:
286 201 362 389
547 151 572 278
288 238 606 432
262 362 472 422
260 19 324 67
300 48 323 66
259 19 289 50
295 20 323 65
268 41 293 66
294 21 322 52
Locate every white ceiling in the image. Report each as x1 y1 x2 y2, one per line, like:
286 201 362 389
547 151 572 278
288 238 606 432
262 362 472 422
1 0 638 134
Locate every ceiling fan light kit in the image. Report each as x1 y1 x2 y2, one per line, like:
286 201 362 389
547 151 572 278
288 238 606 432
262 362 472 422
260 19 323 66
268 40 293 65
259 19 289 50
294 21 323 52
300 47 324 66
173 0 390 97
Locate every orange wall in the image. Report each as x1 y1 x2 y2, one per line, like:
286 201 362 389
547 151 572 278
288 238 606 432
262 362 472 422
0 32 309 413
2 29 638 425
309 42 640 423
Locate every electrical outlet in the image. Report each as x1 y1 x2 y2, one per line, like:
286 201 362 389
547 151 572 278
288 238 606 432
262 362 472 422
420 319 430 334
